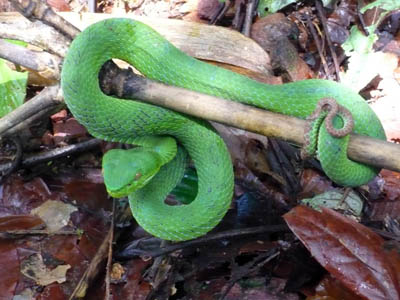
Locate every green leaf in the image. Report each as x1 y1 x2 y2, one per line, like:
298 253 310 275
255 0 339 17
301 190 363 217
343 0 400 89
257 0 297 17
360 0 400 13
5 39 27 47
340 26 385 91
0 40 28 117
342 26 377 55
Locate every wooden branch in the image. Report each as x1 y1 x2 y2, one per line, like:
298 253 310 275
10 0 80 39
0 39 61 81
0 12 70 57
0 85 63 137
0 139 102 173
101 65 400 173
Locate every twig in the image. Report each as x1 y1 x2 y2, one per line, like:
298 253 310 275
69 228 113 299
232 0 244 30
11 0 80 39
219 249 280 300
372 228 400 242
315 0 340 81
0 139 102 173
143 240 178 299
339 187 352 206
0 39 61 81
2 104 61 138
0 229 79 238
0 12 70 57
105 199 115 300
0 137 23 184
328 52 346 75
357 7 369 36
305 13 330 77
242 0 257 36
144 240 168 282
210 0 232 25
116 225 289 259
269 139 301 196
0 85 62 136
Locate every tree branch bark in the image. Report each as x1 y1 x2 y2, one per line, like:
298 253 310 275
100 62 400 173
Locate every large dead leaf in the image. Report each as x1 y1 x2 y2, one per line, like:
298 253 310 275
284 206 400 300
0 240 19 298
59 12 271 75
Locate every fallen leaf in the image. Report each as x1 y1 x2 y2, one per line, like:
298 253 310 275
0 240 19 298
301 189 363 217
21 253 71 286
0 215 44 231
284 206 400 300
31 200 77 233
368 170 400 221
308 274 363 300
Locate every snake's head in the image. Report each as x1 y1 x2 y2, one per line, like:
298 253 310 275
102 148 162 198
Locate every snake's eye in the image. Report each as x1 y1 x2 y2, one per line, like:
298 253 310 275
135 173 142 180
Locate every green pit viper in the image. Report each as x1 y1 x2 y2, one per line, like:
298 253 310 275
61 18 386 241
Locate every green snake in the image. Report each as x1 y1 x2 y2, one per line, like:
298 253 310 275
61 18 386 241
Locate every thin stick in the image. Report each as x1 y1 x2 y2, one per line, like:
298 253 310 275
11 0 80 39
242 0 257 36
0 137 22 184
0 13 70 57
117 225 290 259
105 199 115 300
0 39 61 81
0 139 102 173
0 85 62 136
315 0 340 81
306 13 330 77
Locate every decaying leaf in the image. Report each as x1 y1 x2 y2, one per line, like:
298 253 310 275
21 253 70 286
31 200 77 233
301 190 363 217
284 206 400 299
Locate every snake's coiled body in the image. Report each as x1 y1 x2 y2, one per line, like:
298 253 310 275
61 18 386 241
